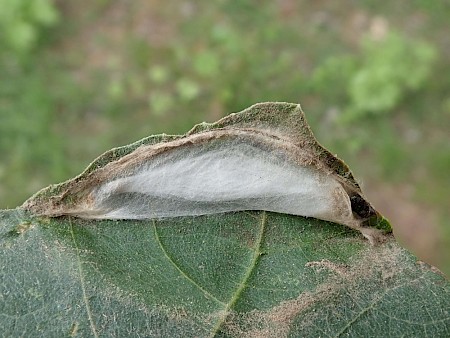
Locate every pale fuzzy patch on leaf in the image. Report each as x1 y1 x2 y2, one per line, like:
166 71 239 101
22 102 388 241
222 242 415 338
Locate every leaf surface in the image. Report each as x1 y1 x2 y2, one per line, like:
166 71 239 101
2 102 448 337
1 210 448 337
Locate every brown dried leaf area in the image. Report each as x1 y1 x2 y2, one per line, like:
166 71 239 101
22 103 387 243
223 244 417 337
366 182 444 270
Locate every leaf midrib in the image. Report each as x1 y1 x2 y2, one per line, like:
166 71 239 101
209 211 267 337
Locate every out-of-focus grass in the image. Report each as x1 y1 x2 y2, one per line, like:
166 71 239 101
0 0 448 274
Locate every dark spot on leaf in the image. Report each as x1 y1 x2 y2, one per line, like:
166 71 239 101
69 322 79 337
5 221 34 237
350 194 376 220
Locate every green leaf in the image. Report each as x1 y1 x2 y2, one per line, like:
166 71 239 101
1 210 449 337
1 102 449 337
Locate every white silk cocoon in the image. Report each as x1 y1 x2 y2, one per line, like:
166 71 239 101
82 139 352 224
22 102 386 244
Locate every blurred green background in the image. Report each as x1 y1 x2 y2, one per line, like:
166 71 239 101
0 0 449 274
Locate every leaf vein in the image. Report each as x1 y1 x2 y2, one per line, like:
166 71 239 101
152 220 225 306
69 218 99 338
209 211 267 337
334 293 383 337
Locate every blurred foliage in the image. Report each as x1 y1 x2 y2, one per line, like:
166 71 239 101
0 0 59 53
348 34 436 117
0 0 449 272
313 33 437 121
